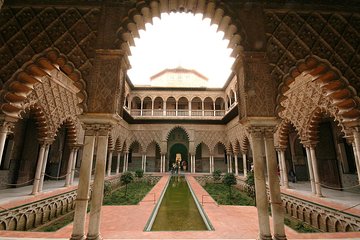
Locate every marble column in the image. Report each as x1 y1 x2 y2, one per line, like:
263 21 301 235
65 148 75 187
0 130 8 167
249 130 272 240
106 150 113 176
242 153 247 178
234 153 239 175
276 151 283 186
264 132 286 240
141 154 145 171
38 144 50 193
310 146 322 197
352 131 360 184
144 154 146 173
163 154 166 172
87 135 108 240
305 147 316 194
209 155 212 173
71 135 96 240
229 154 233 173
70 147 79 185
227 154 231 173
31 143 47 195
160 154 163 173
116 152 121 174
191 155 196 173
279 149 289 189
212 156 215 173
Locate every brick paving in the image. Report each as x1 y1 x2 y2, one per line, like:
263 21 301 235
0 174 359 240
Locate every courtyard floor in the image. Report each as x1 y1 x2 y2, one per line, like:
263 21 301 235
0 174 359 240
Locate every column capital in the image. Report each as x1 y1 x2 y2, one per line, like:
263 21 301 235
301 140 318 148
0 118 16 133
275 146 287 152
38 138 53 146
83 123 113 136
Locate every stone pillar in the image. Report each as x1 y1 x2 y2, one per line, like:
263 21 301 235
162 154 166 172
276 151 283 186
209 155 212 173
106 150 113 176
31 143 47 195
70 147 79 185
71 134 96 240
211 156 215 173
279 149 289 189
38 143 50 193
242 153 247 178
234 153 239 175
229 154 233 173
144 154 146 173
160 154 163 173
191 154 196 173
249 129 272 240
226 154 231 173
264 131 286 240
141 154 145 171
65 148 75 187
309 145 322 197
0 121 14 167
305 147 316 194
123 152 128 172
352 130 360 184
87 134 109 240
116 152 121 174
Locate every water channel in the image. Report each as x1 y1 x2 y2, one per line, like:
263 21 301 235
146 175 212 231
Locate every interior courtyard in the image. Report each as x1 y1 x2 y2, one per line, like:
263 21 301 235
0 0 360 239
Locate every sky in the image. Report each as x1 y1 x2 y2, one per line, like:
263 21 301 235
127 12 235 88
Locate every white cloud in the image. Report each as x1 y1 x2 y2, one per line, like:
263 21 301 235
127 12 235 88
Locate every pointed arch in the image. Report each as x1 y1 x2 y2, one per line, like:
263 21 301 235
195 141 210 153
277 56 360 128
166 126 190 141
1 48 86 118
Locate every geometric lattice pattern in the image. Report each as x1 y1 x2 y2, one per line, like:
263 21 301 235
0 6 100 86
265 11 360 95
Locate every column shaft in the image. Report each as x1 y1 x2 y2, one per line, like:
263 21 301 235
277 151 283 186
31 144 46 195
160 155 163 173
106 151 113 176
0 131 8 167
250 132 272 240
352 131 360 184
38 144 50 193
279 150 289 189
65 149 75 187
264 136 286 240
310 147 322 197
71 135 96 240
234 154 238 175
144 154 146 173
87 135 108 240
116 152 121 174
242 153 247 178
305 147 316 194
70 148 78 185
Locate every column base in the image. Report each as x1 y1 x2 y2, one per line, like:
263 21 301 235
87 233 103 240
70 234 86 240
273 233 287 240
258 233 272 240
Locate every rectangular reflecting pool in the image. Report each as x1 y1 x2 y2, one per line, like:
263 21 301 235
147 175 212 231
